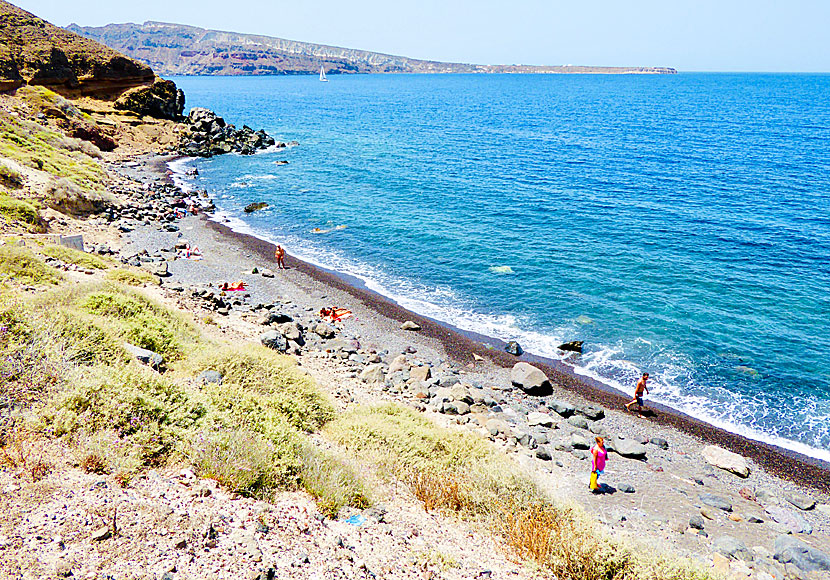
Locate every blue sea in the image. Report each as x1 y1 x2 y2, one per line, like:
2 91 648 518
169 73 830 461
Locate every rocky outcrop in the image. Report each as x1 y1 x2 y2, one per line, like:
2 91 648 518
67 21 678 77
0 0 154 96
114 78 185 120
178 108 282 157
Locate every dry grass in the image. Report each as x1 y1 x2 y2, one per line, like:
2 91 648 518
105 267 160 286
0 427 52 482
39 244 112 270
0 244 62 285
0 194 42 231
327 404 711 580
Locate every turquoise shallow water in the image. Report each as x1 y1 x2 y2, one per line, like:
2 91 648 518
170 73 830 460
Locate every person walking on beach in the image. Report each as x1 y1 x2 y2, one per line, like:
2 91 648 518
625 372 649 412
590 436 607 493
274 244 286 269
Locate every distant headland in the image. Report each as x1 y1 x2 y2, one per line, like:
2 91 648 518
66 21 677 76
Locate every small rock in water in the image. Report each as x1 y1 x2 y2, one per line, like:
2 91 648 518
504 340 523 356
401 320 421 331
558 340 584 353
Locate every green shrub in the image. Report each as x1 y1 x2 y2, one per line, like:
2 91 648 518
51 311 126 366
0 244 61 285
0 164 23 188
40 244 111 270
0 194 40 228
191 344 334 432
105 268 159 286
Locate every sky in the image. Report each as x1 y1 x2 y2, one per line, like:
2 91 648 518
12 0 830 72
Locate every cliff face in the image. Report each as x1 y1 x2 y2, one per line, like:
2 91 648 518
0 0 155 96
67 21 677 76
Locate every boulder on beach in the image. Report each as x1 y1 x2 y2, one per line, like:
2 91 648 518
701 445 750 478
527 411 555 427
558 340 584 353
314 323 336 339
712 536 752 561
774 535 830 572
360 364 385 383
613 438 647 459
510 362 552 396
785 492 816 511
766 505 812 535
259 331 287 352
400 320 421 331
699 493 732 512
504 341 523 356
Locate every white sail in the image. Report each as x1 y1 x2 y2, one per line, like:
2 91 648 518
319 66 328 82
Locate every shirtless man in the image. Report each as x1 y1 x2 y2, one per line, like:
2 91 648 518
275 245 286 269
625 372 649 412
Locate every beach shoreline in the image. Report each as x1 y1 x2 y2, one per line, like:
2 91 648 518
140 144 830 495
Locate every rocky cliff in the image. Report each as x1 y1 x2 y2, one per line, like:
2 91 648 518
0 0 157 96
66 21 677 76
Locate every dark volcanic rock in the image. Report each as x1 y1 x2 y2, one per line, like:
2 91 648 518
504 341 523 356
178 107 278 157
244 202 269 213
114 78 185 120
558 340 584 353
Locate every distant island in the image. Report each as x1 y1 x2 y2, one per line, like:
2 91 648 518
66 21 677 76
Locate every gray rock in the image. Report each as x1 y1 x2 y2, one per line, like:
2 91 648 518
327 338 359 354
712 536 752 561
509 362 551 396
756 489 781 506
198 370 223 386
504 341 523 356
259 331 287 352
260 268 275 278
567 415 589 430
747 516 764 524
649 437 669 449
141 260 169 277
400 320 421 331
263 311 293 325
91 526 111 541
617 483 635 493
613 438 647 459
558 340 583 353
314 323 336 339
279 322 304 342
443 401 470 415
124 342 164 369
699 493 732 512
485 419 509 436
550 401 575 418
360 364 385 384
535 447 552 461
527 411 555 427
766 506 812 534
701 445 750 478
773 536 830 572
785 493 816 511
571 433 591 449
689 515 705 530
572 450 589 460
577 405 604 421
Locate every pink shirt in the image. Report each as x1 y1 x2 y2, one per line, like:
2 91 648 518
591 445 607 471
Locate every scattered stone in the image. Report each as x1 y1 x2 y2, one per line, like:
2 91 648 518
700 507 718 520
739 487 756 502
649 437 669 449
91 527 111 541
535 447 552 461
577 405 604 421
400 320 421 331
701 445 750 478
314 323 336 339
567 415 589 430
613 438 647 460
785 493 816 511
755 489 780 506
509 362 552 396
766 506 812 535
527 411 555 427
260 268 275 278
141 260 170 277
550 401 575 418
504 341 523 356
558 340 583 353
712 536 752 561
689 515 705 530
617 483 635 493
124 342 165 370
360 364 385 384
747 516 764 523
198 370 223 385
773 535 830 572
570 433 590 450
259 331 287 352
700 493 732 512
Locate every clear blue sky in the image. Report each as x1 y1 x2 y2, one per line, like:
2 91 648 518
13 0 830 72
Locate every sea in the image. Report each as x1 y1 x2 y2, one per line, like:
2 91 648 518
168 73 830 462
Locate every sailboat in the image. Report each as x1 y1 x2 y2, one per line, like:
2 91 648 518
319 66 328 82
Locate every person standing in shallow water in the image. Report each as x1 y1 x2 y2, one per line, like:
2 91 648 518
625 372 649 412
590 436 607 493
274 245 286 269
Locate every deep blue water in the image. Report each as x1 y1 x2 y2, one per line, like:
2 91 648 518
170 73 830 460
